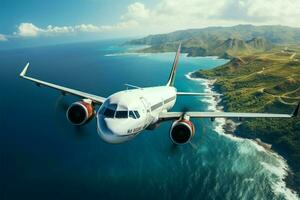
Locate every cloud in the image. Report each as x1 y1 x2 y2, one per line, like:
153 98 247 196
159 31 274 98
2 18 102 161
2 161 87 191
10 0 300 40
117 0 231 34
0 34 7 41
237 0 300 24
15 21 138 38
99 20 138 31
16 23 75 37
75 24 100 32
17 23 42 37
121 2 150 20
117 0 300 34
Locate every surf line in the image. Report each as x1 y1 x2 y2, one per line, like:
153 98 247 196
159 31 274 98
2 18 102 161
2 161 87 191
185 71 299 200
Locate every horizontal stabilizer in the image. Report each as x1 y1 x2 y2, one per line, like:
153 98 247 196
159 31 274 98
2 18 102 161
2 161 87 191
177 92 222 96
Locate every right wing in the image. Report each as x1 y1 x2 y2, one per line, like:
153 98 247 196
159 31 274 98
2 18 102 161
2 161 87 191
20 63 106 104
159 103 300 121
177 92 222 96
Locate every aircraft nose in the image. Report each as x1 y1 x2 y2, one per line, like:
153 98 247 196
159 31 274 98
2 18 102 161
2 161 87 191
96 115 132 144
97 116 114 135
104 118 129 136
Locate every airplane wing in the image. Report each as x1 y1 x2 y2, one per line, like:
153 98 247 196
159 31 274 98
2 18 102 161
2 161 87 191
177 92 222 96
20 63 106 104
159 103 299 121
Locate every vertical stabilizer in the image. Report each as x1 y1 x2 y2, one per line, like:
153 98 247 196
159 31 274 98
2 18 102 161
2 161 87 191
166 43 181 86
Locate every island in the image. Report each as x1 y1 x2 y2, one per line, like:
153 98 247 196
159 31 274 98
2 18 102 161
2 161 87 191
127 24 300 194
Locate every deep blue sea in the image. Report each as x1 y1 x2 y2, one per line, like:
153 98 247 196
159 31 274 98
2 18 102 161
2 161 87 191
0 40 299 200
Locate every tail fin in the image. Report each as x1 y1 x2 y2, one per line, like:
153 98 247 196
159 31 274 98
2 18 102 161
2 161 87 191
166 43 181 86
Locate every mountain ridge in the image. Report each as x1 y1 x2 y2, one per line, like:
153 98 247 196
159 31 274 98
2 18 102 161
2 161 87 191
127 25 300 58
127 24 300 194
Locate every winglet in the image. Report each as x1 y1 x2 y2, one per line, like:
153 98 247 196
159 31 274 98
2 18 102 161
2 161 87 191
20 62 30 77
292 102 300 117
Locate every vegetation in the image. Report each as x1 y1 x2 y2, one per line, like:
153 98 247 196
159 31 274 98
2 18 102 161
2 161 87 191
127 25 300 193
192 49 300 193
127 24 300 58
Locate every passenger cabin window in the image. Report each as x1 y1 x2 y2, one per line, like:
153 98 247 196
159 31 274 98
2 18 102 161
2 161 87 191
115 111 128 118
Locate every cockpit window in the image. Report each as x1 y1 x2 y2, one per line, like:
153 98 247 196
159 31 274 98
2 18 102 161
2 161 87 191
103 108 116 118
129 111 136 119
134 111 140 119
115 111 128 118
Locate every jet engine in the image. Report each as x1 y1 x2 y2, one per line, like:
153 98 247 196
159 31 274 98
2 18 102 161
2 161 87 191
169 119 195 145
66 100 94 125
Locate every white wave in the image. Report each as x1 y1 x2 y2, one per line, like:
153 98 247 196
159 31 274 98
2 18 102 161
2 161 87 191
261 160 299 200
186 72 299 200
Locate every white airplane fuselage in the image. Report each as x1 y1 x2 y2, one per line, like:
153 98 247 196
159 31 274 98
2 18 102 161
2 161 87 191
96 86 177 143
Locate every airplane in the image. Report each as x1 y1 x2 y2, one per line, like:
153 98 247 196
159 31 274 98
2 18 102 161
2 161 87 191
20 44 299 144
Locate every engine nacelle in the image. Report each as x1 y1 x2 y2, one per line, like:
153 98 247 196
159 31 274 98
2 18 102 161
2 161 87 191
170 119 195 145
66 100 94 125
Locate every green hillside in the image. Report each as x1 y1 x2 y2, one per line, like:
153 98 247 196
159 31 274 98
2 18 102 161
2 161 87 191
127 25 300 58
127 25 300 193
192 48 300 193
128 25 300 45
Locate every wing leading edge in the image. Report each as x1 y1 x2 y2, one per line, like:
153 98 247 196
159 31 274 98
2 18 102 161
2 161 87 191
20 63 106 104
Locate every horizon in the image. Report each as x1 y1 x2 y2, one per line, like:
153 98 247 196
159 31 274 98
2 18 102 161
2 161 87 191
1 0 300 49
1 23 299 51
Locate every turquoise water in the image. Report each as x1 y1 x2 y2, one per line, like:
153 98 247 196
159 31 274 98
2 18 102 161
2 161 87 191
0 40 298 200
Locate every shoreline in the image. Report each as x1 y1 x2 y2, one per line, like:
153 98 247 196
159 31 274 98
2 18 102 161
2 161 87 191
186 71 299 200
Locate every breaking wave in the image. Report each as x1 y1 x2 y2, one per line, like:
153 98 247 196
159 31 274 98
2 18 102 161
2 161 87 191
185 72 299 200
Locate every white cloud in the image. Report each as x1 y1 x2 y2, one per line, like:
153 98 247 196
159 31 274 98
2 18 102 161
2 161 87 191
117 0 300 34
16 23 75 37
17 23 42 37
0 34 7 41
121 2 150 20
117 1 231 34
101 20 138 31
15 21 137 38
238 0 300 24
75 24 100 32
11 0 300 40
45 25 74 34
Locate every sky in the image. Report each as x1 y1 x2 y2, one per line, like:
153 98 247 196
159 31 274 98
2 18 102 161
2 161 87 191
1 0 300 49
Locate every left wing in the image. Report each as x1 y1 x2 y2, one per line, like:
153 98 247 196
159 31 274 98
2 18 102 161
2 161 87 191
159 104 300 121
20 63 106 104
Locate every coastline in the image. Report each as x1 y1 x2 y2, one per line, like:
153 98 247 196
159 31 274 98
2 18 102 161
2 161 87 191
112 46 299 199
186 71 300 200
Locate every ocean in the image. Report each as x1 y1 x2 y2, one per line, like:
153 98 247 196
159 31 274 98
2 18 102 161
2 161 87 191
0 39 299 200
